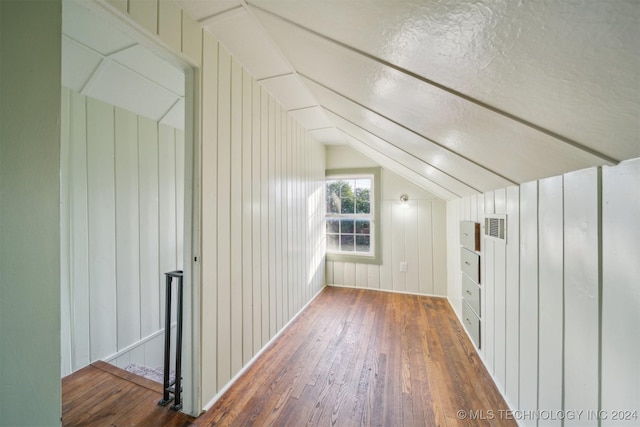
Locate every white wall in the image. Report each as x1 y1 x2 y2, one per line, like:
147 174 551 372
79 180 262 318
325 145 447 296
0 1 62 425
199 36 326 404
601 159 640 426
60 88 185 376
61 0 328 412
447 158 640 426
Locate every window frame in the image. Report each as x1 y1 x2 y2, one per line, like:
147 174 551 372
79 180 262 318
325 167 381 265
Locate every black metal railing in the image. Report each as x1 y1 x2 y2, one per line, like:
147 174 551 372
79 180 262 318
158 270 184 411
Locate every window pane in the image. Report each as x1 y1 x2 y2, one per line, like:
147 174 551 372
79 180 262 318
341 219 354 233
326 218 340 233
340 235 355 251
355 220 370 235
348 180 358 196
326 182 340 214
340 196 354 214
354 179 371 214
355 235 370 252
327 234 339 251
355 179 369 190
337 180 352 198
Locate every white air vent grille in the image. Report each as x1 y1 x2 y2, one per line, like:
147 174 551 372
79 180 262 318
488 218 502 238
484 214 507 243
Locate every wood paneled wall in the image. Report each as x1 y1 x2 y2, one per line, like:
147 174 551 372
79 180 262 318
601 159 640 426
446 158 640 426
60 88 185 377
200 38 326 402
324 145 447 296
71 0 327 411
326 199 447 296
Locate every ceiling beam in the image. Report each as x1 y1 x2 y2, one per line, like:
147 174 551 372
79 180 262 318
338 131 460 201
325 108 482 194
300 73 518 186
199 5 245 27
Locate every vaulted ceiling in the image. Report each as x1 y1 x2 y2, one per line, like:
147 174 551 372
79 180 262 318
62 0 639 200
179 0 639 200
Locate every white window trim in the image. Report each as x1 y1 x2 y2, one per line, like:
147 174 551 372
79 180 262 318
325 167 381 265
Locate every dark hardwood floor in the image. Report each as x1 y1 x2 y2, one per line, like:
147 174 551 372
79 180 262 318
62 361 194 426
62 286 516 426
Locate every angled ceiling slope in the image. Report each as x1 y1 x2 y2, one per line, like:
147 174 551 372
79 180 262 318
63 0 185 129
179 0 640 200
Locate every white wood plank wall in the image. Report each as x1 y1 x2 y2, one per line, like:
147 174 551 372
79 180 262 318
601 158 640 427
198 36 326 403
484 191 496 375
564 168 599 427
446 160 640 425
519 181 538 426
326 199 448 296
63 0 329 411
504 185 520 407
537 176 564 427
60 88 185 376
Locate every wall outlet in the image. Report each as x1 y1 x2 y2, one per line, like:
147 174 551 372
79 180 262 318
400 262 408 272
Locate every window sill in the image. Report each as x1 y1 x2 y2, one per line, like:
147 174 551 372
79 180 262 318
326 252 381 265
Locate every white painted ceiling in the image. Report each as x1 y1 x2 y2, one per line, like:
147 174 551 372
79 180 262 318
179 0 639 200
62 0 185 130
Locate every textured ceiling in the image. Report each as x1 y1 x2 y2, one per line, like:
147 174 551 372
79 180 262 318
178 0 639 199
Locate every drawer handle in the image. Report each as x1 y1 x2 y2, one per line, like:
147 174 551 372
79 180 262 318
464 261 471 266
466 290 472 295
463 233 469 237
465 317 471 325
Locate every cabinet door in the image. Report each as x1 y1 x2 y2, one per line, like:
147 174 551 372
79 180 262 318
460 221 480 251
462 300 481 348
462 274 481 316
460 247 480 283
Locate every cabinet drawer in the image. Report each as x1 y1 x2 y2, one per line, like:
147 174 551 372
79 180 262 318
460 221 480 251
462 300 481 349
462 274 481 316
460 247 480 283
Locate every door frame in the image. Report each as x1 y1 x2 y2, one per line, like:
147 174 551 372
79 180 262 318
70 0 203 415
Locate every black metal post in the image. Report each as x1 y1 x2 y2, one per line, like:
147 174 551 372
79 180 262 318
158 270 184 410
171 273 184 411
158 273 173 406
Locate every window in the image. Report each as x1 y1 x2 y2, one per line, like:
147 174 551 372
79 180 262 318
325 168 381 264
326 177 372 253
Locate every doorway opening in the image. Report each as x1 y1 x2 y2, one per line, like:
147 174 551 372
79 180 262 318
60 0 200 415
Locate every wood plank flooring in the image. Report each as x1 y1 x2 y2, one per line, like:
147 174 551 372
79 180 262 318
62 286 516 426
62 361 195 426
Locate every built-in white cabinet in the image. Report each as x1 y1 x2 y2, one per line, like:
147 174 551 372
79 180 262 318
462 274 480 316
460 220 481 251
462 300 481 348
460 221 481 349
460 247 480 284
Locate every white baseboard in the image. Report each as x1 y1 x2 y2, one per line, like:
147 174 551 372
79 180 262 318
103 322 177 363
326 282 448 299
